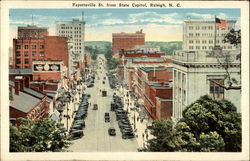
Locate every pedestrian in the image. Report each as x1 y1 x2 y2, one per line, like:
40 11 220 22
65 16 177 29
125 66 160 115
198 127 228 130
142 133 144 139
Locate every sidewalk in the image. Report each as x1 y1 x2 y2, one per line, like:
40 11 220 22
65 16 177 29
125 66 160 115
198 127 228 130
118 86 154 149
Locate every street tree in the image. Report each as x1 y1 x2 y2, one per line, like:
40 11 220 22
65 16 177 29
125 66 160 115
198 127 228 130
147 95 241 152
10 118 71 152
211 29 241 90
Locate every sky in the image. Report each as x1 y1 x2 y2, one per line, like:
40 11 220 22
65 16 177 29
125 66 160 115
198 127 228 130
9 8 240 42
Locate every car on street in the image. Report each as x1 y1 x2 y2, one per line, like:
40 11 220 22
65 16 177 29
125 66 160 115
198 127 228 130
93 104 98 110
108 127 116 136
105 112 110 122
122 131 135 139
69 130 84 140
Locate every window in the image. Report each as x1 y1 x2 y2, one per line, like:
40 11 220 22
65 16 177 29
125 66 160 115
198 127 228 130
209 46 213 49
32 51 36 56
209 79 224 99
24 51 29 56
196 40 200 44
16 45 21 49
195 26 200 30
32 45 36 49
196 46 200 49
189 46 194 50
189 33 193 37
202 46 207 50
40 45 44 49
202 40 207 44
209 40 213 44
189 26 193 30
24 45 29 49
16 59 21 64
40 51 45 57
189 40 193 44
195 33 200 36
24 59 29 64
16 51 21 57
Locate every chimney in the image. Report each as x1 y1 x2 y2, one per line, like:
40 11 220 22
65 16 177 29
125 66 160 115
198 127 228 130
14 81 20 95
19 79 24 91
25 77 30 88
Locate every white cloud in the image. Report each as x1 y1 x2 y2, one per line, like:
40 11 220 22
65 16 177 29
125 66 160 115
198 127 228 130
85 23 182 41
187 13 213 19
100 18 125 25
128 12 182 25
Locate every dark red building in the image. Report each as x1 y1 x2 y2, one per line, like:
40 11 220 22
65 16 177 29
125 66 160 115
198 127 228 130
112 30 145 58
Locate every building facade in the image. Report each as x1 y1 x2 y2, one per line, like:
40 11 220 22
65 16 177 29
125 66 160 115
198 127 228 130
183 20 236 51
172 50 241 120
56 18 85 65
112 30 145 58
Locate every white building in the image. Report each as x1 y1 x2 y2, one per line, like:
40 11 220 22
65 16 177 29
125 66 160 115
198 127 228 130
56 18 85 66
172 49 241 120
183 20 236 51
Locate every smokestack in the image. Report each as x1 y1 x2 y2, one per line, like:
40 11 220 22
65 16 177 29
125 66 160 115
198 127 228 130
25 77 30 88
19 79 24 91
14 81 20 95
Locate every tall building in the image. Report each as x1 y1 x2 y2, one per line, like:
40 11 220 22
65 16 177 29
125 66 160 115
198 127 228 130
173 19 241 120
13 26 48 69
55 18 85 66
17 25 48 39
112 30 145 58
183 20 236 51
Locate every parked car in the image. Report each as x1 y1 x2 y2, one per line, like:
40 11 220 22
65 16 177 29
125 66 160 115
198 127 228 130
108 127 116 136
122 131 135 139
69 130 84 140
93 104 98 110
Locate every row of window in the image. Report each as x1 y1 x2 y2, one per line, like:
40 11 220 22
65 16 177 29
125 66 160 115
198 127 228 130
188 45 232 50
188 40 227 44
188 33 227 37
188 26 230 31
60 26 82 30
16 51 45 57
16 45 44 49
59 31 82 34
16 58 30 64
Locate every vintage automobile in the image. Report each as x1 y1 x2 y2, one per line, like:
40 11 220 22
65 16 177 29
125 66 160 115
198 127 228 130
93 104 98 110
69 130 84 140
104 112 110 122
108 127 116 136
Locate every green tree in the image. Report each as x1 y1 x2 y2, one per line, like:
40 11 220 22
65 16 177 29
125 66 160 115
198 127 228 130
107 58 119 70
10 118 71 152
147 95 241 152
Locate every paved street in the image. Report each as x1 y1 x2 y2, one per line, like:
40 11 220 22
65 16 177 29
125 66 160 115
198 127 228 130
69 55 138 152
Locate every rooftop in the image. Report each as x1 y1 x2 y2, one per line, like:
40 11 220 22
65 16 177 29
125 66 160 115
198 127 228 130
10 90 41 113
139 67 172 72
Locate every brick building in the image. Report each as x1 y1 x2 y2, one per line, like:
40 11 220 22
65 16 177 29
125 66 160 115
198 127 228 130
135 67 173 120
9 78 48 125
112 30 145 58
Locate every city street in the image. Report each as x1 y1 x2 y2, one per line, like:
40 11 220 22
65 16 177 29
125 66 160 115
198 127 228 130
69 55 138 152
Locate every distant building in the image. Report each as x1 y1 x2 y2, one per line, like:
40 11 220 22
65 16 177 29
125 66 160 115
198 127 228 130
132 45 161 53
183 20 236 51
112 30 145 58
17 25 48 39
56 18 86 67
